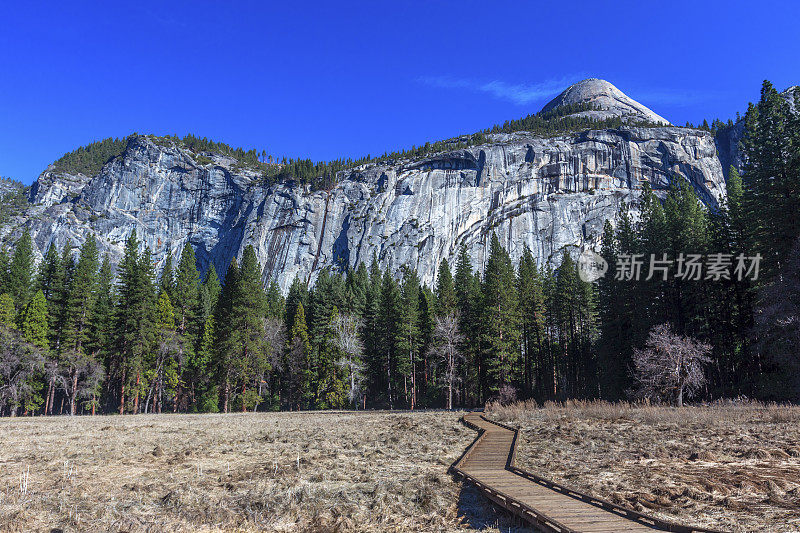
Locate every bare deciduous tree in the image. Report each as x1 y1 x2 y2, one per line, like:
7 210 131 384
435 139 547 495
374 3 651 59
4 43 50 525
263 317 286 402
430 313 463 410
332 313 365 408
631 324 711 407
0 326 45 416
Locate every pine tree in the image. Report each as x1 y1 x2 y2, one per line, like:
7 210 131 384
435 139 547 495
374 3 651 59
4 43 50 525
417 286 435 404
159 254 175 299
192 264 221 411
308 269 343 407
19 290 49 414
344 262 368 315
435 258 456 317
8 229 34 310
361 256 383 406
114 232 157 414
60 236 100 415
517 246 546 399
50 244 74 354
37 243 60 301
0 294 14 327
285 301 311 409
203 265 222 315
480 234 520 396
265 281 285 318
20 290 49 349
85 256 114 414
0 248 9 295
741 80 799 277
215 246 268 412
396 267 421 408
148 291 177 414
379 270 402 408
172 243 200 411
454 244 481 405
284 276 308 336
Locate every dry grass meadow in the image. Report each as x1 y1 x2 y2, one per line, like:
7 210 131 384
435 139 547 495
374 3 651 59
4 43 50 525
0 411 531 533
1 403 798 532
487 400 800 532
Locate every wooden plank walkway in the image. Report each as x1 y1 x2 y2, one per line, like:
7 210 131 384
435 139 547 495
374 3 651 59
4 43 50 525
450 412 725 533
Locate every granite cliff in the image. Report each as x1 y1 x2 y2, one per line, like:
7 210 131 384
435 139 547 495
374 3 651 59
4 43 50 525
1 79 734 290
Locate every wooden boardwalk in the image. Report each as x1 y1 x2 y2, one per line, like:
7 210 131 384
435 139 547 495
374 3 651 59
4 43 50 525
450 412 724 533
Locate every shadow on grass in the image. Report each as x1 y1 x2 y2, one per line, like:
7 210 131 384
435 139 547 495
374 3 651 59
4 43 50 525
456 483 537 532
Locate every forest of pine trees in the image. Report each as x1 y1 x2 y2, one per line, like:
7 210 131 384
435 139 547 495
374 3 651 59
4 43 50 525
1 81 798 416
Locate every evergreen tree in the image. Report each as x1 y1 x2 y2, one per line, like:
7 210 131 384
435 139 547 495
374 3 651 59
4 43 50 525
741 80 799 277
159 254 175 299
202 265 222 316
215 246 268 412
86 256 115 414
361 256 383 406
378 270 402 408
0 294 14 327
434 258 456 317
113 232 157 414
8 229 34 310
172 243 200 411
344 262 368 316
19 290 49 414
396 267 421 408
20 290 49 349
480 234 520 396
148 291 177 414
454 244 481 405
285 301 311 409
0 248 9 295
37 243 60 301
517 246 546 399
417 286 436 404
60 236 100 415
265 281 285 318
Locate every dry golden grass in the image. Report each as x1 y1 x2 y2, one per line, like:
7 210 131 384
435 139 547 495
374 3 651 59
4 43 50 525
487 400 800 532
0 411 533 533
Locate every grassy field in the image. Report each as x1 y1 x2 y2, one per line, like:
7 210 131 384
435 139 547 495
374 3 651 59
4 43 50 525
1 404 798 532
487 400 800 532
0 411 531 533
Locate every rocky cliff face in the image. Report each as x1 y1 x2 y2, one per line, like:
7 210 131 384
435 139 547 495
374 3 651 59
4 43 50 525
2 80 729 291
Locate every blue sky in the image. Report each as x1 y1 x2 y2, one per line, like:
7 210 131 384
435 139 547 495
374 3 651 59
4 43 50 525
2 0 798 184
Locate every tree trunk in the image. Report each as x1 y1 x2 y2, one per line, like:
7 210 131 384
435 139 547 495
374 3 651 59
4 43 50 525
119 366 126 414
448 374 453 411
132 372 141 414
410 348 416 410
70 369 78 415
241 383 247 413
223 378 230 413
44 378 53 416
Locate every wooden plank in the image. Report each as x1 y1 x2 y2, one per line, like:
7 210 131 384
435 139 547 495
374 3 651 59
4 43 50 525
451 413 726 533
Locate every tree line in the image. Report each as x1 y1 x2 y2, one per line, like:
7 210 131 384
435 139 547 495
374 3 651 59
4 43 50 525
2 80 798 415
47 102 670 193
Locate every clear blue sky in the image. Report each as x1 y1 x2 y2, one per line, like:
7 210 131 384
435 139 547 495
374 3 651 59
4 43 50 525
2 0 798 184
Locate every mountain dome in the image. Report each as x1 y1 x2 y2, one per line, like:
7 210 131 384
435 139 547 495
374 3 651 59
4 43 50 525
541 78 670 125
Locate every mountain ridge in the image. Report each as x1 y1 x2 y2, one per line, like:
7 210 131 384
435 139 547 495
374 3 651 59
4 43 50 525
5 78 787 291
